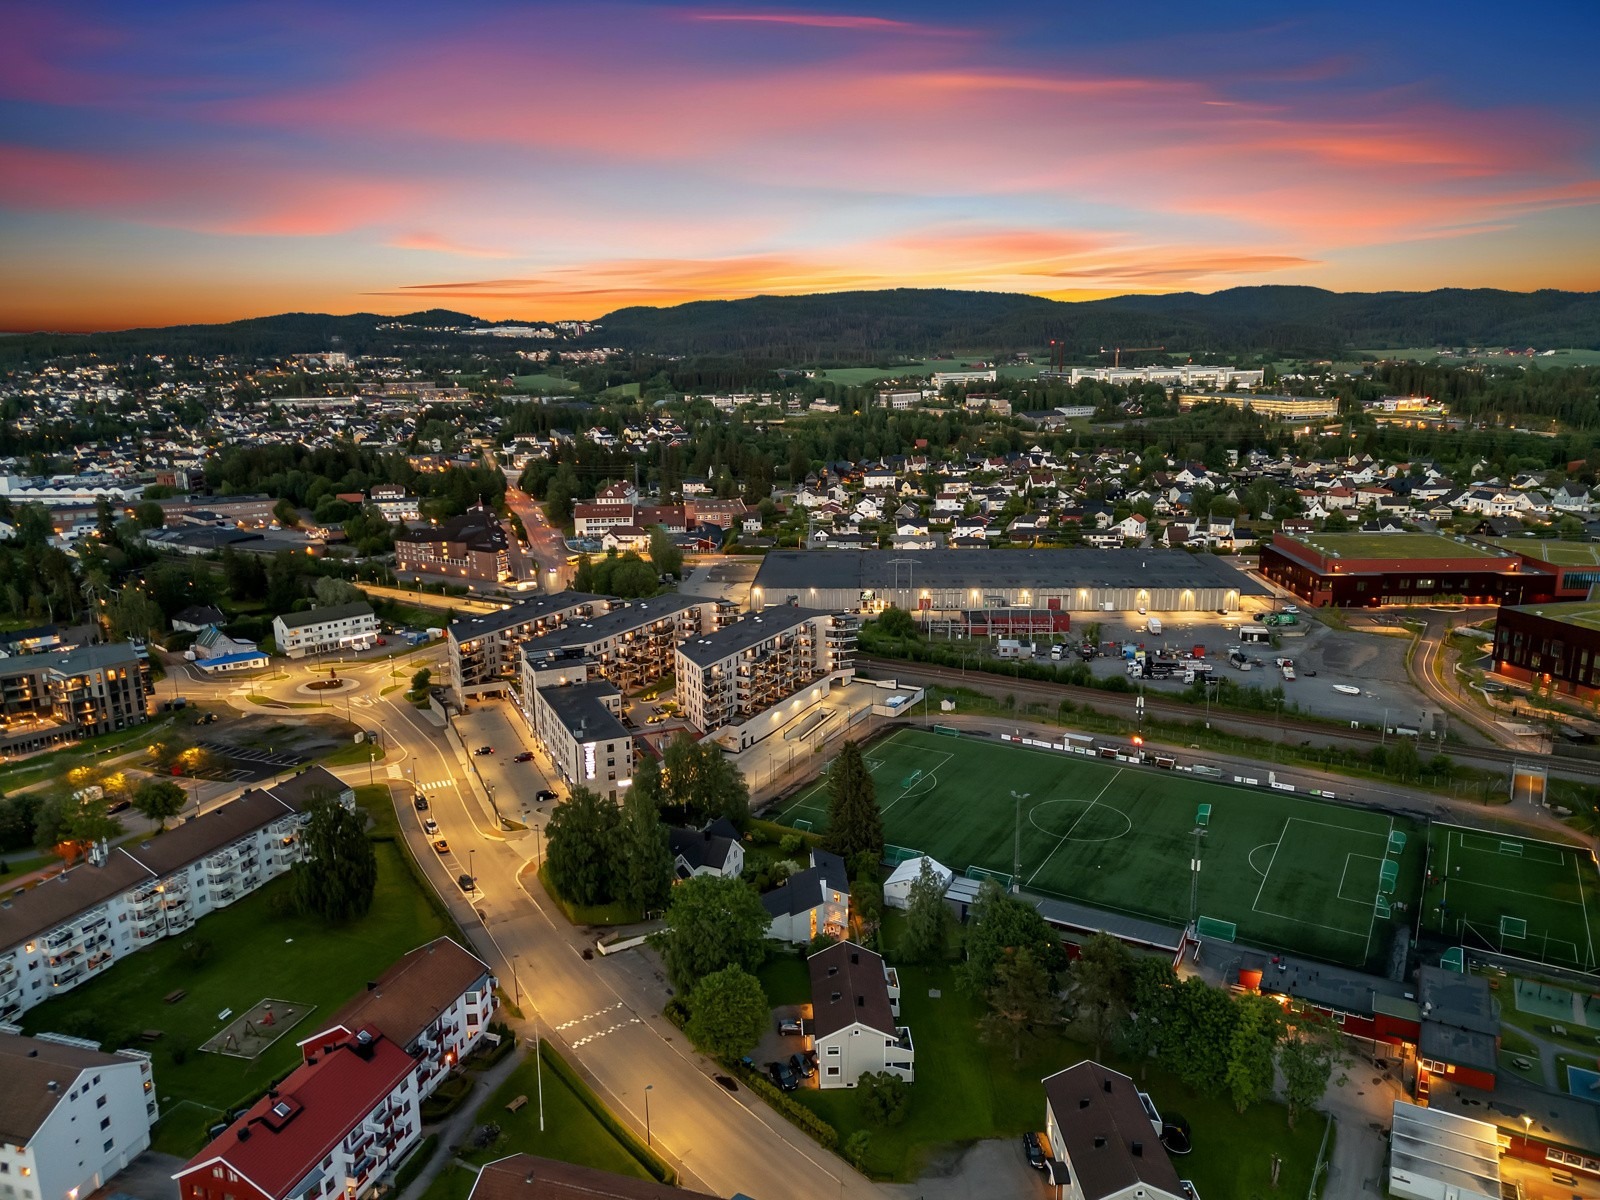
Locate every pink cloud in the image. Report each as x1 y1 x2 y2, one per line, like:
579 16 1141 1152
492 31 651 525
387 232 507 259
682 9 944 33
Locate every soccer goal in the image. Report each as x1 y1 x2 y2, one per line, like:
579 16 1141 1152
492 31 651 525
884 844 925 866
1196 915 1237 942
966 865 1015 889
1387 830 1407 855
793 819 813 832
901 769 924 790
1379 860 1400 895
1500 915 1529 940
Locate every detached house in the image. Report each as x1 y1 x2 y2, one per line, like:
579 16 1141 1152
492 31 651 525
761 849 848 943
667 818 744 880
807 941 914 1088
1041 1061 1193 1200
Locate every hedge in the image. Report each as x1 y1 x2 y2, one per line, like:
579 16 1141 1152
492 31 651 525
537 1040 677 1185
747 818 821 848
392 1134 438 1193
735 1063 839 1150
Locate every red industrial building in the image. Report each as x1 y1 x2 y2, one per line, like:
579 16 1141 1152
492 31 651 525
1259 532 1543 607
1492 601 1600 697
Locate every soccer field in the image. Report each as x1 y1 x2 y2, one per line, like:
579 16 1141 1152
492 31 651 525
1424 823 1600 973
778 728 1423 970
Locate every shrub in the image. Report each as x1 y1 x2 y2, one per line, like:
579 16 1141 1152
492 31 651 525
737 1063 839 1149
778 833 803 857
392 1135 438 1193
858 1071 910 1126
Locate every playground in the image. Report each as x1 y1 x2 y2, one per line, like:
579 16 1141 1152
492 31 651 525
778 727 1423 970
200 998 315 1059
1424 823 1600 974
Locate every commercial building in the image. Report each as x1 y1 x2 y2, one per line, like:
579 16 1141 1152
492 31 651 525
447 592 609 705
0 642 151 754
1041 1061 1191 1200
750 549 1264 617
394 506 510 583
931 369 997 387
675 608 857 746
525 676 632 801
1472 537 1600 600
0 1031 158 1200
1259 532 1534 607
807 941 913 1088
1387 1102 1500 1200
0 768 350 1022
272 603 378 659
1046 365 1265 390
519 595 729 695
1178 392 1339 420
1493 601 1600 697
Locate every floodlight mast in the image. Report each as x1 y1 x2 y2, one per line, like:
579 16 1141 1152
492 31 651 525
1011 791 1030 893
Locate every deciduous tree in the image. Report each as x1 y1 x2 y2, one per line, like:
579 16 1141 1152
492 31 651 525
979 946 1063 1060
684 965 767 1061
899 858 952 964
663 874 769 991
615 780 674 913
1225 993 1284 1113
857 1070 910 1126
545 786 619 907
34 792 121 862
291 794 376 921
1279 1008 1343 1127
648 526 683 580
133 778 187 829
823 741 883 866
959 881 1067 995
1067 933 1135 1059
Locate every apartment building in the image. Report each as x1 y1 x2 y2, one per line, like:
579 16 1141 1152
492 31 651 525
272 603 378 660
0 1031 158 1200
297 937 497 1098
394 506 510 584
674 608 857 747
518 595 729 695
526 675 633 802
0 768 351 1022
1179 392 1338 420
807 941 913 1089
0 642 151 755
1041 1061 1192 1200
447 592 609 705
175 1028 421 1200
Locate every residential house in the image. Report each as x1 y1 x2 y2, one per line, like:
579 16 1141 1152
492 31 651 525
761 849 849 943
1041 1061 1192 1200
666 818 744 880
807 941 914 1088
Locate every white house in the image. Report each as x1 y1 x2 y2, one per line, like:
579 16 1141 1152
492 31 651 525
0 1031 158 1200
883 856 953 910
807 941 913 1089
667 818 744 880
1042 1061 1191 1200
761 849 849 943
272 602 378 659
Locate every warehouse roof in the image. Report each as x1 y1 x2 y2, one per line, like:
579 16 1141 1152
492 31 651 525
1281 532 1507 562
751 549 1267 595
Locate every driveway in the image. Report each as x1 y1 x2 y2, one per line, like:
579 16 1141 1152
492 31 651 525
882 1138 1046 1200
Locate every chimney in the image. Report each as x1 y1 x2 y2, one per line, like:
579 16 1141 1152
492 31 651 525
1079 1097 1089 1109
47 1080 59 1093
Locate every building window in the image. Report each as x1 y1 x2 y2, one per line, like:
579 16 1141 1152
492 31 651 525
103 1138 114 1152
97 1094 107 1108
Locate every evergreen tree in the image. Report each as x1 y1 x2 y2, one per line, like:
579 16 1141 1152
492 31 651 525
823 741 883 865
1067 933 1135 1059
545 786 620 907
616 781 673 913
291 794 377 921
979 947 1062 1061
899 858 951 963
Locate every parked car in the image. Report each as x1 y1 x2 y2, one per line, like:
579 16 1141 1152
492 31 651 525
376 637 387 645
457 873 475 893
514 751 535 762
536 789 557 803
1022 1131 1047 1171
767 1061 799 1092
422 818 438 835
432 838 449 855
414 795 429 811
194 712 218 725
789 1052 815 1080
474 745 494 756
777 1017 803 1036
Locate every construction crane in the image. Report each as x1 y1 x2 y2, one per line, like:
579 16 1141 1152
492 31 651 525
1099 345 1166 368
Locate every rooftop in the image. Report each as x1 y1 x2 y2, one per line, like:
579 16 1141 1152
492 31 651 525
751 548 1268 595
808 940 897 1038
1388 1102 1500 1199
537 680 628 744
1041 1060 1186 1200
677 607 836 667
523 594 714 656
301 936 490 1050
1281 531 1506 563
275 601 374 630
468 1154 719 1200
0 1032 141 1144
450 592 608 642
1477 537 1600 567
1503 600 1600 632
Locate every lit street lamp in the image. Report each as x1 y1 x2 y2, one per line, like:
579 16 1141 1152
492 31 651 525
644 1084 653 1146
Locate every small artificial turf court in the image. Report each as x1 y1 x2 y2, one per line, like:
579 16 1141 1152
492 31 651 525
1423 822 1600 973
778 727 1423 970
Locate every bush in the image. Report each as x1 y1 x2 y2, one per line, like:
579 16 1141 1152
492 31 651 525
858 1071 910 1126
843 1129 872 1169
736 1063 840 1149
778 833 803 857
392 1135 438 1193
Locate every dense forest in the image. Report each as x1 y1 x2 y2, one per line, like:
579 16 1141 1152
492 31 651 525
6 287 1598 366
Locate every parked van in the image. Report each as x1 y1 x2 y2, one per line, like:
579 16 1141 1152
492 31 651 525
1146 618 1164 636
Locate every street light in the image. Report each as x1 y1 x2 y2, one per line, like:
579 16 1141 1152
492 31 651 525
644 1084 653 1146
468 848 475 891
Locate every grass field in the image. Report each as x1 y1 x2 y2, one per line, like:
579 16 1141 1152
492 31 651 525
1423 823 1600 972
511 373 580 393
1355 347 1600 369
777 728 1423 969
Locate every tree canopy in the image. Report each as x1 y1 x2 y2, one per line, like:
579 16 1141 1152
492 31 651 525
545 786 619 907
684 965 768 1061
823 741 883 866
663 874 770 991
291 794 376 922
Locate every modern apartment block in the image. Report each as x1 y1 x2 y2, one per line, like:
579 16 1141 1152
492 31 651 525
517 595 730 695
0 768 352 1023
446 592 609 706
0 642 151 755
526 673 634 802
675 608 857 748
176 942 497 1200
394 505 510 584
272 603 378 660
0 1031 159 1200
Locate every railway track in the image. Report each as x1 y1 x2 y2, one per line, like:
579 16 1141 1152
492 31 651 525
857 654 1600 780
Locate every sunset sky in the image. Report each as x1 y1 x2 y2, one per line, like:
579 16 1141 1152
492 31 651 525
2 0 1598 331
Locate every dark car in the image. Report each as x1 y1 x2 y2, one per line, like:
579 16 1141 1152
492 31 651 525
536 789 557 803
514 751 534 762
458 873 475 893
414 795 429 811
1022 1131 1047 1171
789 1052 814 1080
474 745 494 756
767 1060 799 1092
777 1017 803 1036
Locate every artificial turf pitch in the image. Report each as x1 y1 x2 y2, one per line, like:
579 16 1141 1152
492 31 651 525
1423 823 1600 973
779 727 1424 970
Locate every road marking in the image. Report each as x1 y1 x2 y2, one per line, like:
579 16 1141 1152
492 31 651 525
1026 769 1122 886
556 1001 626 1031
571 1018 643 1047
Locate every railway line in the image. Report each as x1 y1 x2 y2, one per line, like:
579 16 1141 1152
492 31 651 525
856 654 1600 781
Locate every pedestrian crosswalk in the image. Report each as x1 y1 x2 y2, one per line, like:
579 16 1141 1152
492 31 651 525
414 779 455 792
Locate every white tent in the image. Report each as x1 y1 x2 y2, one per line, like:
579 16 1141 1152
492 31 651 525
883 855 954 910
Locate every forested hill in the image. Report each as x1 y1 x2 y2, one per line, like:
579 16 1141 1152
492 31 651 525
6 287 1599 364
589 286 1600 360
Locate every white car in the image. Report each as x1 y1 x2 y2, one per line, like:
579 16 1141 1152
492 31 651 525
422 818 439 835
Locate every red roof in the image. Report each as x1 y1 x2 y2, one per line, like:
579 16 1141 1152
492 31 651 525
177 1031 414 1200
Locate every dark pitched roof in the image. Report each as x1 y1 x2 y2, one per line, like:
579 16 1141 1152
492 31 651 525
1042 1061 1186 1200
468 1154 718 1200
0 1033 138 1144
275 602 374 630
808 941 896 1038
667 822 739 875
760 849 847 918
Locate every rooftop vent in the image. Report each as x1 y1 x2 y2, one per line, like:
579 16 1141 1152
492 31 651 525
1093 1135 1106 1149
1103 1079 1113 1093
1079 1097 1090 1109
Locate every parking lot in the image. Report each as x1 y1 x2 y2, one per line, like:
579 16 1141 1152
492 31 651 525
452 700 558 822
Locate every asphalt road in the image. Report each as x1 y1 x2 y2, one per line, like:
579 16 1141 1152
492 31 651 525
505 483 571 591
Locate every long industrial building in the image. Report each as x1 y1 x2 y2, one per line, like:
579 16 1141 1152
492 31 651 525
1259 532 1538 607
748 549 1265 617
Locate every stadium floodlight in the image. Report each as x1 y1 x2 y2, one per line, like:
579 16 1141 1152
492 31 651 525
1010 790 1031 893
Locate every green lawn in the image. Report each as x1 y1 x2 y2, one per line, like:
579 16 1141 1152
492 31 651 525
461 1050 655 1176
1422 823 1600 972
511 373 580 393
778 728 1423 970
321 739 389 767
756 955 811 1006
0 715 182 792
1 851 61 880
20 797 454 1156
781 960 1323 1189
